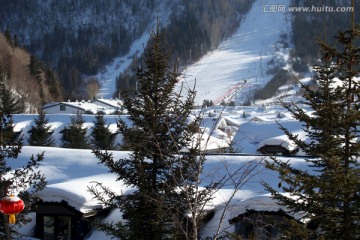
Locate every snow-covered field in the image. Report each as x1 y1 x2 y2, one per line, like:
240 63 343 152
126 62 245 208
8 0 315 238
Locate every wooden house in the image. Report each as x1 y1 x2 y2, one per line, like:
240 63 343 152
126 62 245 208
42 101 98 114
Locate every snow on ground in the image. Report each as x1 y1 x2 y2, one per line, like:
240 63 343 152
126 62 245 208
12 114 127 147
12 100 310 155
11 94 314 238
11 88 312 234
179 0 292 105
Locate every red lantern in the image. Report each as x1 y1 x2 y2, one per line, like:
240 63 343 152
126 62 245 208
0 195 25 224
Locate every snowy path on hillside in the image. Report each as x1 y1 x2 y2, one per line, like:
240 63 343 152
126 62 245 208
94 2 172 99
95 32 150 98
180 0 291 105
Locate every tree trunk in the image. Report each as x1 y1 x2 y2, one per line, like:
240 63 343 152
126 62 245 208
2 214 11 240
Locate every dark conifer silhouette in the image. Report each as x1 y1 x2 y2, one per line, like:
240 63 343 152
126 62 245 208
61 112 89 149
89 113 116 150
264 26 360 239
27 111 55 147
90 24 208 240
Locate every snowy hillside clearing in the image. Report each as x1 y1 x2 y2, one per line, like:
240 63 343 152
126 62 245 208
179 0 292 106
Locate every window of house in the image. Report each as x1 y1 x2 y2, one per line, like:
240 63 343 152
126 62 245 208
60 104 66 111
43 216 54 239
35 202 91 240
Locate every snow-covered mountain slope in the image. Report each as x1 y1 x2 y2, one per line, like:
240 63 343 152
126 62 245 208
95 31 152 98
179 0 292 106
94 2 173 98
95 0 292 102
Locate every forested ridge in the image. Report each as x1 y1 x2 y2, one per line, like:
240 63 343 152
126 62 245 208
1 0 359 103
291 0 359 66
0 0 254 100
252 0 359 101
0 33 62 113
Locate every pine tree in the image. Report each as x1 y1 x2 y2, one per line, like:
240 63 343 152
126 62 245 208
61 112 89 149
38 83 46 110
263 26 360 239
28 55 43 83
89 113 116 150
0 112 46 239
0 67 25 114
27 111 55 147
91 24 205 240
4 29 13 47
45 68 63 101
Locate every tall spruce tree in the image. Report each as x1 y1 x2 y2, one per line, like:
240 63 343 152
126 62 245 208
264 26 360 239
0 67 25 114
27 111 55 147
45 68 63 101
1 115 20 144
61 112 89 149
90 24 207 240
28 55 43 83
89 113 116 150
0 112 46 239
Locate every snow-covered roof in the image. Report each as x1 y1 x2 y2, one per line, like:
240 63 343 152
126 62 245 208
92 98 123 108
12 81 314 237
39 174 133 213
201 117 227 133
42 101 99 113
229 194 304 221
12 146 310 238
43 99 123 115
257 135 298 152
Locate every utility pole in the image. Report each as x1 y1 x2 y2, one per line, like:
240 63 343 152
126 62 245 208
255 60 257 83
259 55 264 77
